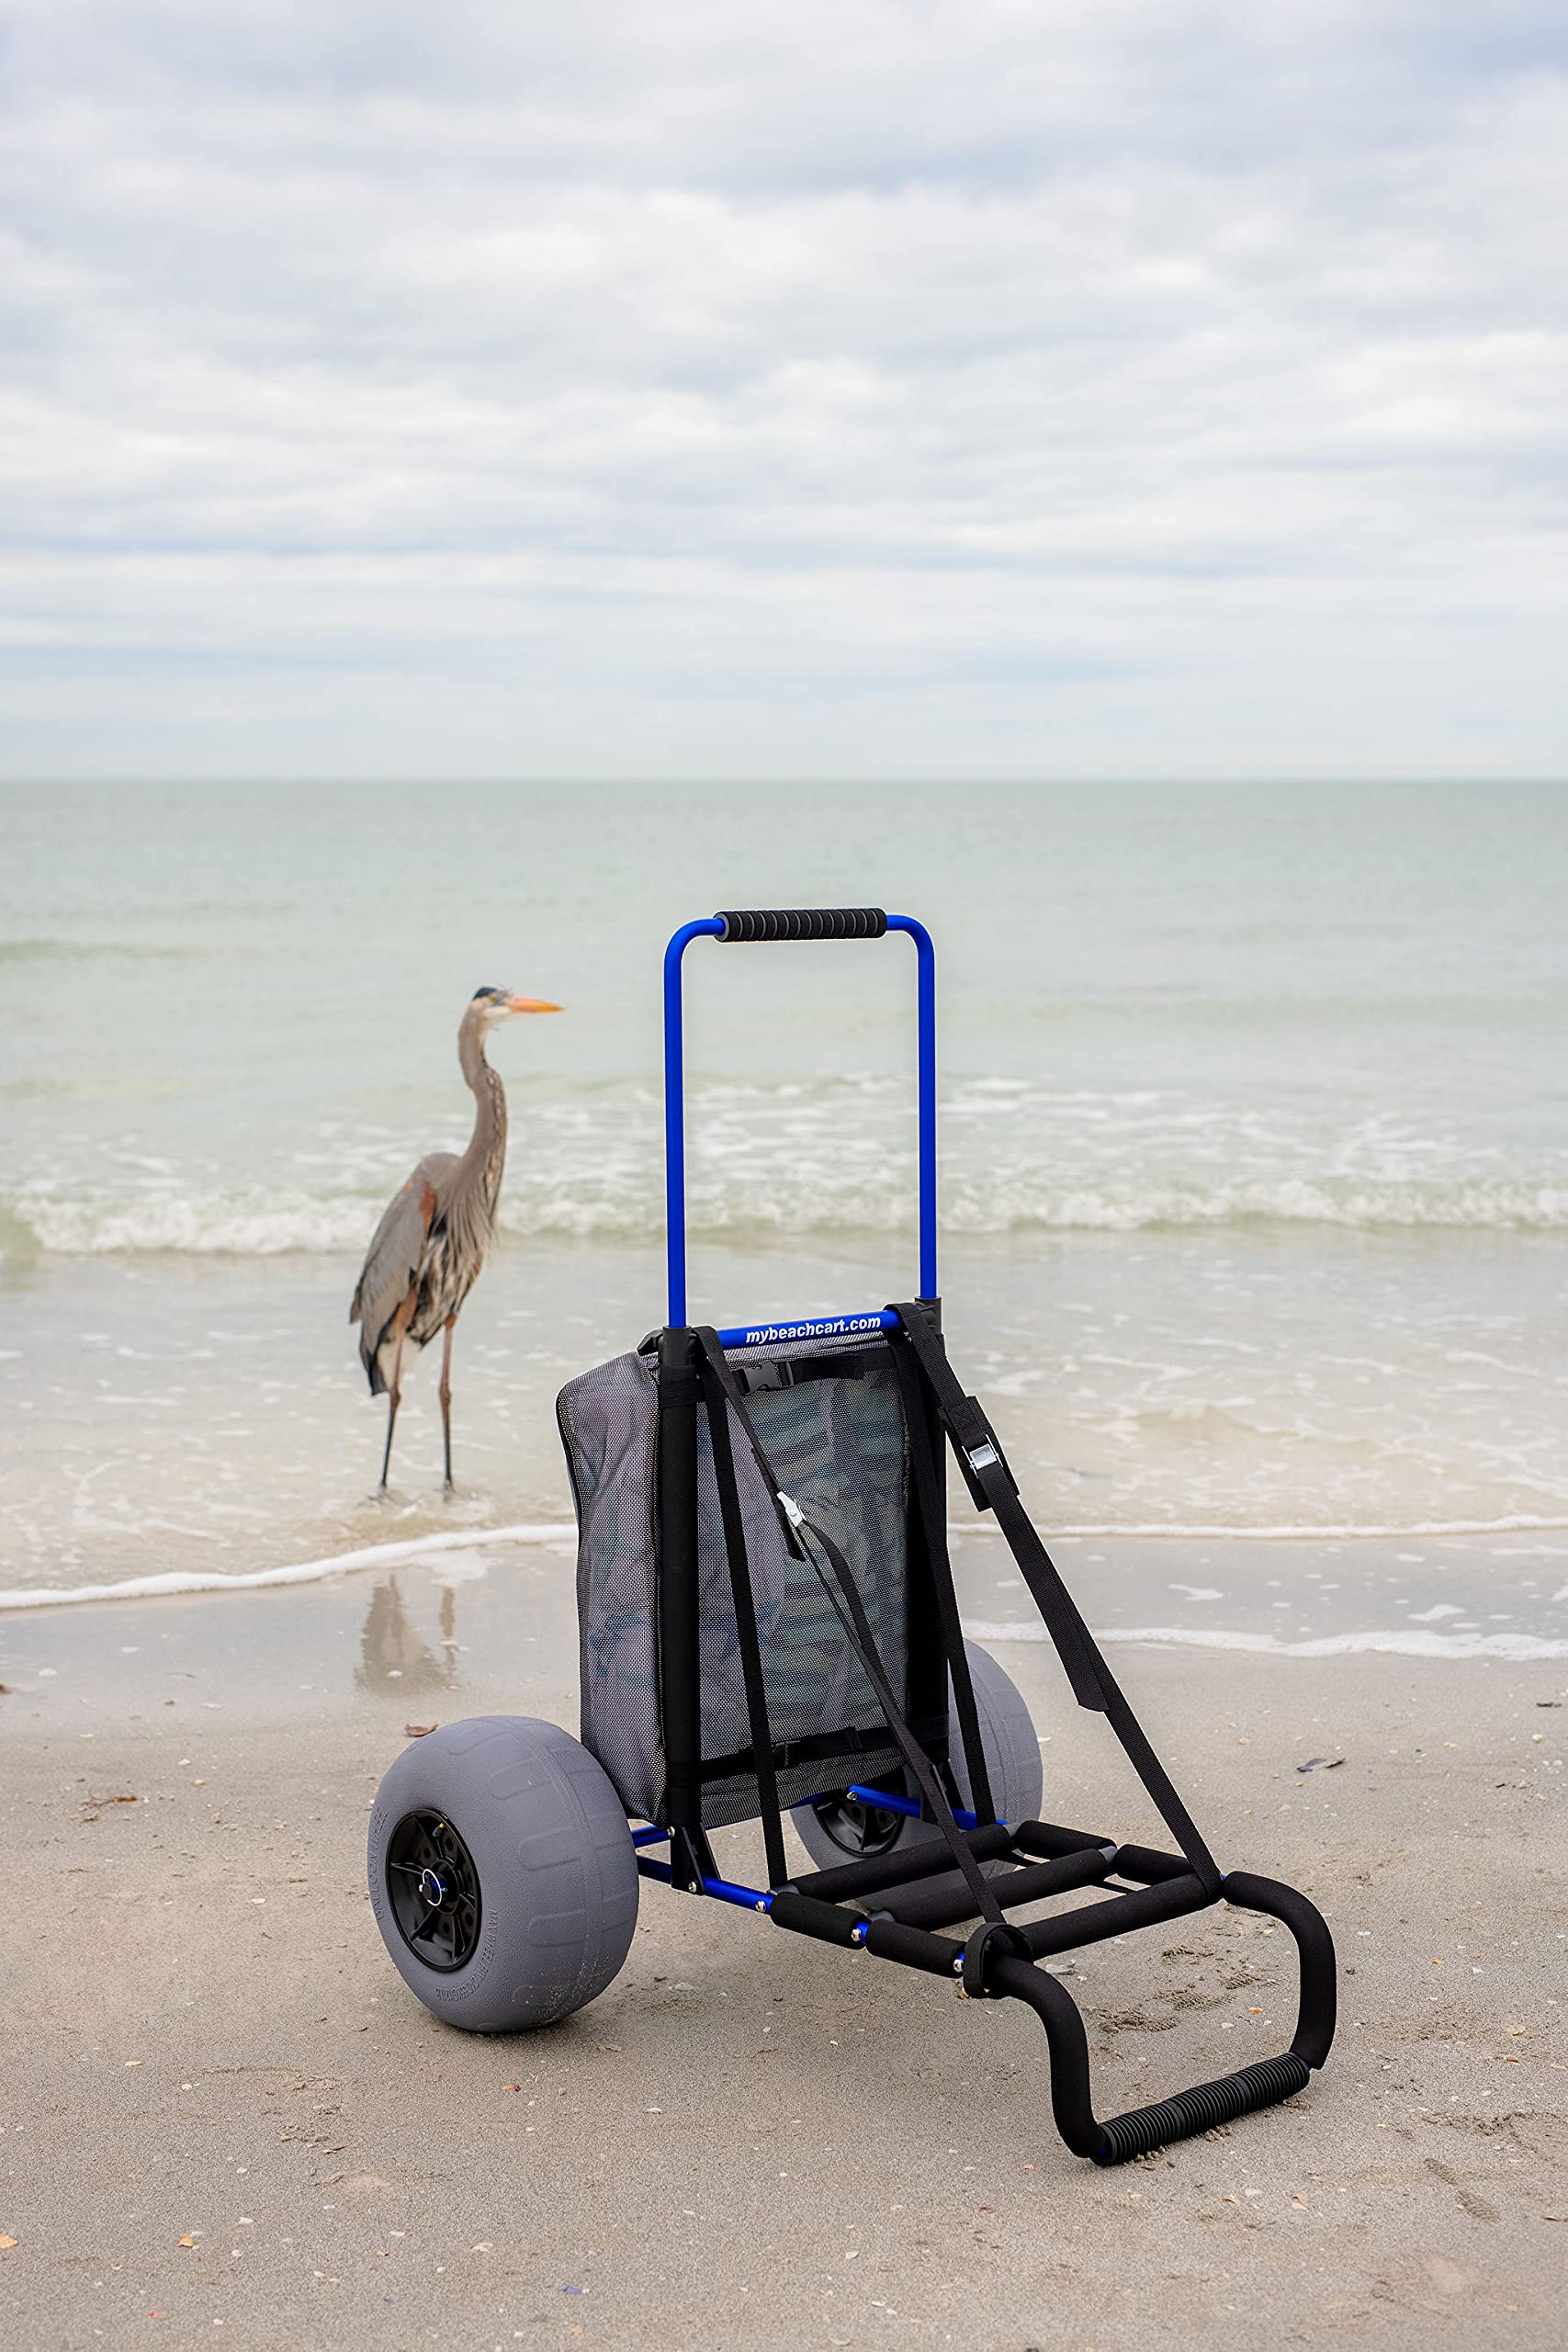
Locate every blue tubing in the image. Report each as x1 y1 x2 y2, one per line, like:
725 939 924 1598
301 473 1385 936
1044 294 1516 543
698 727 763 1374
886 915 938 1304
636 1853 774 1913
662 912 937 1328
702 1873 775 1912
662 918 725 1328
715 1308 901 1351
847 1781 990 1833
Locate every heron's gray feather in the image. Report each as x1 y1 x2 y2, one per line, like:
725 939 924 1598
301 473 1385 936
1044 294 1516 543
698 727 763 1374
350 1150 459 1394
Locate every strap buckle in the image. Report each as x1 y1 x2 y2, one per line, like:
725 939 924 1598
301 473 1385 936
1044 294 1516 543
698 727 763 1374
955 1411 1016 1511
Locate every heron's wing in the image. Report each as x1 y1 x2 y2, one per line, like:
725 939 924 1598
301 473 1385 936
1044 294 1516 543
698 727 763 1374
350 1152 459 1387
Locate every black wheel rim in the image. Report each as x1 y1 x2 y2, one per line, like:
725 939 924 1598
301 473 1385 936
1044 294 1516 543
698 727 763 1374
807 1785 909 1860
386 1810 481 1973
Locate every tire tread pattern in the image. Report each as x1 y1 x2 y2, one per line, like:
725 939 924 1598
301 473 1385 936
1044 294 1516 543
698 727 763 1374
368 1715 637 2033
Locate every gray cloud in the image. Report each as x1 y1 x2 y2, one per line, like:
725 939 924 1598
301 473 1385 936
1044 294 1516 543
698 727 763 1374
2 1 1565 777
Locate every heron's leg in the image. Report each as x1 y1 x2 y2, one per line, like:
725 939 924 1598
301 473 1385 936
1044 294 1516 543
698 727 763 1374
439 1316 457 1490
380 1330 407 1489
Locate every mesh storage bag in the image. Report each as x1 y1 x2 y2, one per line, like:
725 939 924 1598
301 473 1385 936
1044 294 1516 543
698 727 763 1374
557 1328 911 1827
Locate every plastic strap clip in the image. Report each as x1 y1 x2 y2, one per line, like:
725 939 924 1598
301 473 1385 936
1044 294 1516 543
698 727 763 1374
957 1918 1033 1999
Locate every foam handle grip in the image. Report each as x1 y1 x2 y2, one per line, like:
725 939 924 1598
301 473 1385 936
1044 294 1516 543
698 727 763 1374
715 908 888 943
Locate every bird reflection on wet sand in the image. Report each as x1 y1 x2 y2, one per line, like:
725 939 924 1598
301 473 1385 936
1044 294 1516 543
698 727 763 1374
356 1575 459 1694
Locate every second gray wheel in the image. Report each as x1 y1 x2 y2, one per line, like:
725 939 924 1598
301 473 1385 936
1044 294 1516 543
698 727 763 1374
368 1714 638 2033
790 1638 1043 1873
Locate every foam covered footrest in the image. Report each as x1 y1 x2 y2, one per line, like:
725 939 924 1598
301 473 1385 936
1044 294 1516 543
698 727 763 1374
1093 2051 1313 2165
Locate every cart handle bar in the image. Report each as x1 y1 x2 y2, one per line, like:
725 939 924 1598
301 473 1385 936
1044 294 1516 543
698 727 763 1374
663 910 936 1329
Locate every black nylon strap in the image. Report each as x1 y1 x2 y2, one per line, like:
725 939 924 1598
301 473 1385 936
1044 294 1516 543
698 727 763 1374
696 1350 789 1891
886 1333 996 1826
888 1304 1222 1895
697 1716 924 1784
734 1351 869 1395
889 1305 1105 1713
786 1515 1009 1931
690 1328 1007 1929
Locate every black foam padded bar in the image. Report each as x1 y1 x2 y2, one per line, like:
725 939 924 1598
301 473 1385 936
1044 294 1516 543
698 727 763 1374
785 1821 1015 1906
715 908 888 943
862 1916 964 1979
1224 1871 1337 2069
879 1843 1115 1933
1105 1841 1196 1886
1010 1820 1119 1863
768 1890 868 1950
1021 1871 1213 1959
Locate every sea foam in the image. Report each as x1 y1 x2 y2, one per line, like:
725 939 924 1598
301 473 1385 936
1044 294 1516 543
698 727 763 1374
0 1522 575 1611
964 1620 1568 1662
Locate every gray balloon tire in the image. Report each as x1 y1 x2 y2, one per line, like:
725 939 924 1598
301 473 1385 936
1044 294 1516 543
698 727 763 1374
789 1639 1043 1873
367 1714 638 2033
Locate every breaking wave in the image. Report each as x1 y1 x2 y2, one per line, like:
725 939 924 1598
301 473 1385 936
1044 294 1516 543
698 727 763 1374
6 1172 1565 1259
6 1079 1566 1258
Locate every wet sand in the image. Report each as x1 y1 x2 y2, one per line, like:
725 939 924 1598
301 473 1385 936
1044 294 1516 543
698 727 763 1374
4 1566 1567 2351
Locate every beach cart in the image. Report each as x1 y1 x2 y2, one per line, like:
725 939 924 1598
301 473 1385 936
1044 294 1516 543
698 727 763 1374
368 907 1337 2165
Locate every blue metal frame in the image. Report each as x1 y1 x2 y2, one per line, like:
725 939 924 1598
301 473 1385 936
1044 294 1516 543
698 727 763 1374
650 910 939 1937
661 913 937 1329
629 1824 775 1915
628 1783 975 1936
847 1780 984 1828
713 1307 902 1351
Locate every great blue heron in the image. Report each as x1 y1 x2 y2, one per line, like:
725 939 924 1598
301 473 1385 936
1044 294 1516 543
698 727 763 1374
351 985 559 1488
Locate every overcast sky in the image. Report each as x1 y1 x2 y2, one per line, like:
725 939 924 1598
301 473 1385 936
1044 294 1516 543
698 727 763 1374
3 1 1565 780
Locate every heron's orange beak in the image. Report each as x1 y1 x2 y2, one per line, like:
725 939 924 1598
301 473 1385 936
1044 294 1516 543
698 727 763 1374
505 994 561 1014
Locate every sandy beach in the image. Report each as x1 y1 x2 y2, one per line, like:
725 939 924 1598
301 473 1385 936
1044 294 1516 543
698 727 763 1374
5 1550 1565 2352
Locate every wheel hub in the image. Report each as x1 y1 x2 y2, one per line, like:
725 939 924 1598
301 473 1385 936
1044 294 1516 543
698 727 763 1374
808 1785 909 1860
386 1812 481 1972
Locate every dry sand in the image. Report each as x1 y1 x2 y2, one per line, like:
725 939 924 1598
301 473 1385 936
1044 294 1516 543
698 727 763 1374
4 1559 1566 2351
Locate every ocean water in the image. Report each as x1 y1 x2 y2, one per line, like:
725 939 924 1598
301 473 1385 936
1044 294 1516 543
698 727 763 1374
2 781 1565 1639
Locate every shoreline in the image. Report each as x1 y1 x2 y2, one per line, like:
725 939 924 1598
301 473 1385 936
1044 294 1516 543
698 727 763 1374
8 1226 1568 1609
5 1524 1566 1686
6 1509 1568 1611
5 1524 1567 1763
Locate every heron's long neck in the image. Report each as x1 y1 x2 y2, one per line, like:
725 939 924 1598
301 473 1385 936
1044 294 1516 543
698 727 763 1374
457 1023 508 1212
